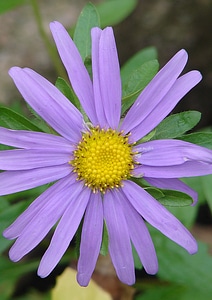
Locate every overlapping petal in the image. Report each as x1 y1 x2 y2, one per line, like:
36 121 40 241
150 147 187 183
38 187 91 277
9 67 83 143
121 49 188 137
122 180 197 254
103 190 135 285
7 177 80 262
119 190 158 275
128 71 202 141
3 174 76 239
50 21 98 125
135 139 212 166
0 164 71 196
77 192 103 286
0 127 74 151
91 27 121 129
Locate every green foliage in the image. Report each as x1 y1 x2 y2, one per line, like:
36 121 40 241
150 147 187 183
180 132 212 149
152 111 201 140
0 0 26 14
0 106 43 131
132 178 193 207
96 0 138 28
121 47 158 83
73 3 100 61
121 60 159 114
136 228 212 300
55 77 81 111
100 222 109 256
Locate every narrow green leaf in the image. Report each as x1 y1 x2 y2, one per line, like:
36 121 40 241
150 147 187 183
97 0 138 28
121 47 158 84
153 111 201 140
180 132 212 149
121 60 159 114
100 222 109 256
0 106 43 131
73 2 100 61
0 0 26 14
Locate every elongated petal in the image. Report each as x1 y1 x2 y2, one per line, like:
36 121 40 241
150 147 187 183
91 28 107 127
0 164 71 196
92 27 121 129
129 71 202 141
119 189 158 275
3 174 76 239
122 180 197 254
0 149 70 170
77 192 103 286
38 187 91 278
9 67 83 143
103 190 135 285
0 127 74 151
135 161 212 178
8 178 81 261
121 49 188 138
144 177 198 206
135 139 212 166
50 21 98 124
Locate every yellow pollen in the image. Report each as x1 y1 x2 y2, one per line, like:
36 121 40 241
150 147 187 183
70 127 135 193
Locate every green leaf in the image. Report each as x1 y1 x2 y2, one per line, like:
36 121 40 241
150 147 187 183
97 0 138 28
121 46 158 84
200 174 212 213
0 0 26 14
55 77 81 111
73 2 100 61
121 60 159 114
179 132 212 149
0 106 43 131
153 111 201 140
100 222 109 256
0 199 32 254
132 178 193 207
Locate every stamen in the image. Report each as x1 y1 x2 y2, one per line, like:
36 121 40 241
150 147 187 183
70 127 136 193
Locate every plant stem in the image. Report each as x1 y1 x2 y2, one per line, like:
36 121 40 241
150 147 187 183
30 0 67 79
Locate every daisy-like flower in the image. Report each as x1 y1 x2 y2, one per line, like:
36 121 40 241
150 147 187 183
1 21 212 286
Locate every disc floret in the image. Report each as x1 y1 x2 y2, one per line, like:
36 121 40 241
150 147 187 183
71 127 135 192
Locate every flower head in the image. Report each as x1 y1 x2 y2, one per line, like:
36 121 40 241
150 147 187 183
1 21 212 286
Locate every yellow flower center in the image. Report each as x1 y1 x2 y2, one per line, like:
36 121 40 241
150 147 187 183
71 127 135 193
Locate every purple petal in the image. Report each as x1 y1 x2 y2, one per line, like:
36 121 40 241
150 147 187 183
91 27 121 129
3 174 76 239
9 67 83 143
0 164 71 196
0 127 74 151
135 139 212 166
135 161 212 178
91 28 107 127
38 187 91 278
122 180 198 254
119 189 158 275
7 177 80 262
0 149 70 170
128 71 202 141
121 49 188 135
77 192 103 286
144 177 198 206
50 21 98 125
103 190 135 285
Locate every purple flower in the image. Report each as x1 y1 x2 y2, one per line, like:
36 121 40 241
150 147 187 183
1 21 212 286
